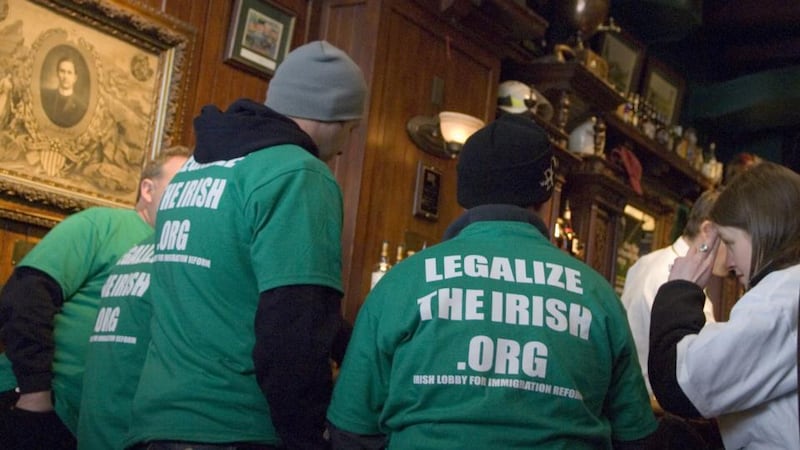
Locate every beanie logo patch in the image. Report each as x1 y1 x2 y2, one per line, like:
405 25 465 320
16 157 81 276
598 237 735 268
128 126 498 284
539 156 556 193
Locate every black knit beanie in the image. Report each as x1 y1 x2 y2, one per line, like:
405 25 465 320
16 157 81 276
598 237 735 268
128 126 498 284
457 114 555 208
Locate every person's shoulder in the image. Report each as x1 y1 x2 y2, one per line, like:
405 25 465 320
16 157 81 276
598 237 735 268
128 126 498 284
638 245 673 264
748 264 800 299
244 145 334 178
65 207 140 226
76 206 134 217
625 246 671 275
248 144 321 163
69 92 88 108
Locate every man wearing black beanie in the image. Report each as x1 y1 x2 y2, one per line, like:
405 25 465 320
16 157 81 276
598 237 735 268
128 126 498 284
328 114 657 449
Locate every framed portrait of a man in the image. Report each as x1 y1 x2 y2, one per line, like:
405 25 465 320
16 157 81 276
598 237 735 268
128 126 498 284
0 0 196 214
39 47 92 129
32 38 98 134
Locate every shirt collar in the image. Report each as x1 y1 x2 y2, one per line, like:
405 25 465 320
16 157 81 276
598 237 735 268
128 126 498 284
442 204 550 241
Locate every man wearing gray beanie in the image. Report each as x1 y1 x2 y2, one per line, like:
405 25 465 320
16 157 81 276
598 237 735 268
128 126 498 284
126 41 367 450
327 115 657 449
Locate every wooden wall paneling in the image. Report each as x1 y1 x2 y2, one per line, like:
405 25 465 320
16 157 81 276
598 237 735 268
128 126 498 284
0 197 59 287
567 173 628 280
334 1 500 320
343 1 433 320
186 0 262 138
318 0 381 321
588 204 613 279
207 2 246 103
0 221 47 287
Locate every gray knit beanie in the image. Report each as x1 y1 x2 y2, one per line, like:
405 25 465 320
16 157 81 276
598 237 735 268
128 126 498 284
265 40 367 121
457 115 556 208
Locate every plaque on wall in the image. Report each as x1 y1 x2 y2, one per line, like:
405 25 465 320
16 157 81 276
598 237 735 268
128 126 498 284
412 162 441 221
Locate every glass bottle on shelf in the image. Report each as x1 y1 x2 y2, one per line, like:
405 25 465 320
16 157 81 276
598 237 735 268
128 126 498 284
630 94 641 128
621 93 634 123
640 102 656 139
702 142 724 183
674 126 690 158
395 243 405 265
642 98 652 131
655 112 670 148
692 141 705 171
683 128 699 163
370 240 392 289
553 217 567 250
669 125 682 154
563 201 581 257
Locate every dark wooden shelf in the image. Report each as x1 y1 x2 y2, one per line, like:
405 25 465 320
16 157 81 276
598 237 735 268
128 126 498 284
504 61 626 118
503 59 712 201
603 113 714 199
416 0 549 62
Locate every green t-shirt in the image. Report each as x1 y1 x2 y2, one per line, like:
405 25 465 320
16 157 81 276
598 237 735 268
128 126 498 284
126 147 343 446
328 220 657 449
0 207 151 433
78 235 155 450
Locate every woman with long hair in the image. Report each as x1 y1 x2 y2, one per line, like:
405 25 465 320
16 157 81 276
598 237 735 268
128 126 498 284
649 162 800 449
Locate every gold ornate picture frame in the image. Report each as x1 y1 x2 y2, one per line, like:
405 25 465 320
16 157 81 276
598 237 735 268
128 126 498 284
0 0 196 213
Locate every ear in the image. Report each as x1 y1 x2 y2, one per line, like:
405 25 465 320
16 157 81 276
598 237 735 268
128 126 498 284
699 219 717 241
139 178 155 203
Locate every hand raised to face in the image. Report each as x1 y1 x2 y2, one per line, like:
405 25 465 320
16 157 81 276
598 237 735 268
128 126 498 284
668 226 721 288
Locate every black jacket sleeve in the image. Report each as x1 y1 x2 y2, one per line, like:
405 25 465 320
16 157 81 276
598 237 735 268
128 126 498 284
0 267 64 393
648 280 706 418
330 317 352 367
253 284 343 450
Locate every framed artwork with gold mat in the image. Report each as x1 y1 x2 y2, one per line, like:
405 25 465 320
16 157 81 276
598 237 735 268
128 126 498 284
0 0 195 211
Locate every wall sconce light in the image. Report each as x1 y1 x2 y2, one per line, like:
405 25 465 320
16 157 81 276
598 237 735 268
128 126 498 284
406 111 485 159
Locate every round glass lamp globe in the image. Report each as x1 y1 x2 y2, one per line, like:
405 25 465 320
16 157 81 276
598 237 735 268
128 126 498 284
438 111 484 145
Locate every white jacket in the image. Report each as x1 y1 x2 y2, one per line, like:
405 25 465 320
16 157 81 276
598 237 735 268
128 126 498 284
677 264 800 449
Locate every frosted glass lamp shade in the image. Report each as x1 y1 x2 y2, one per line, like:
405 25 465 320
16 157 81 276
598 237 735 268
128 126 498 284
438 111 485 145
406 111 485 159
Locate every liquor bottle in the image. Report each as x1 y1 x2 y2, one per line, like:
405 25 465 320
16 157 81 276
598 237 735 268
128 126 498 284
641 102 657 139
553 217 567 250
370 240 392 289
670 125 683 154
562 201 581 257
395 243 406 264
702 142 724 184
655 112 670 148
630 94 641 128
621 93 634 123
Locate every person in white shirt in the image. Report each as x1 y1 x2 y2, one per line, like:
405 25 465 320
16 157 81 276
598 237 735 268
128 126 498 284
621 190 723 395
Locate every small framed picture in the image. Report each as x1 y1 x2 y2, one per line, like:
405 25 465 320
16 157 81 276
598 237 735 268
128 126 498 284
224 0 295 79
599 30 646 96
642 58 686 126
